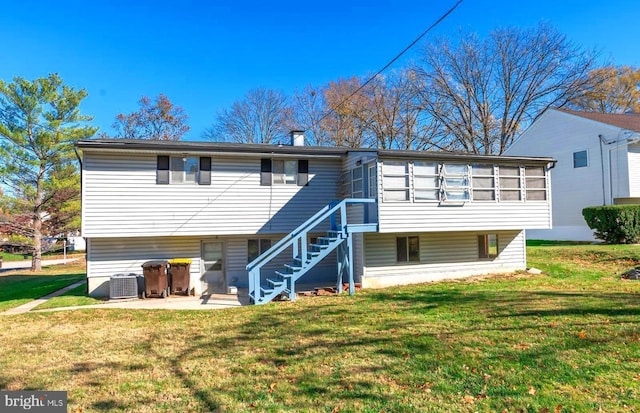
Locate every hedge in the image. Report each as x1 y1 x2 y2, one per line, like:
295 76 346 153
582 205 640 244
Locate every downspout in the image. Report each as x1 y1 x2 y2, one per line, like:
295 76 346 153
598 135 606 205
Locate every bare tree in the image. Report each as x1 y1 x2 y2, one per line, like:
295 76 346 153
204 88 289 143
285 85 332 146
413 23 596 154
111 94 189 141
569 66 640 113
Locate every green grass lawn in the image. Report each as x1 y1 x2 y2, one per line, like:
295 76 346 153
0 245 638 412
32 282 103 310
0 263 87 311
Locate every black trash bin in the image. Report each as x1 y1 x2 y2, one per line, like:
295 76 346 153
169 258 192 296
141 260 169 298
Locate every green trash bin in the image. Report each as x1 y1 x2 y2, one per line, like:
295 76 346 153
141 260 169 298
169 258 192 296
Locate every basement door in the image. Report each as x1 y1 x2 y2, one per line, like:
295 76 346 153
201 241 225 294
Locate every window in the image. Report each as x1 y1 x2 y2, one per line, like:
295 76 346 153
414 161 440 201
472 164 495 201
397 236 420 263
442 164 470 201
367 163 377 199
273 160 298 185
573 150 588 168
260 159 308 186
499 166 521 201
478 234 498 259
171 156 199 184
247 239 272 263
156 155 211 185
525 166 547 201
352 167 363 198
382 161 409 201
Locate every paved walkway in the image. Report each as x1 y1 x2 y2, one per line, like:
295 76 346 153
1 281 250 315
33 292 250 313
0 257 82 272
2 280 87 315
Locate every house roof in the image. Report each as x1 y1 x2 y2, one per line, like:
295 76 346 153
76 139 555 165
556 108 640 133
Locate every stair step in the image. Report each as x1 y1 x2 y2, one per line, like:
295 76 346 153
317 236 338 243
284 263 302 272
275 270 293 278
327 231 342 238
260 287 274 295
267 278 285 287
310 243 329 250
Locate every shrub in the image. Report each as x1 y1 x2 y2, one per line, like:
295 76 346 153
582 205 640 244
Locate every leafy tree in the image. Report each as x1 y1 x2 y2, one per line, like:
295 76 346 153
569 66 640 113
0 73 97 270
320 77 371 148
111 94 189 140
204 88 289 143
412 23 596 154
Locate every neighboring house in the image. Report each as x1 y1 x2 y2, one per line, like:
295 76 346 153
505 108 640 241
78 133 554 304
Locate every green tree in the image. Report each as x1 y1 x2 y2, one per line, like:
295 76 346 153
0 73 96 270
111 94 189 140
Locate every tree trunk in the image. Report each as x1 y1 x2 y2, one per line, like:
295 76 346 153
31 163 45 271
31 219 42 271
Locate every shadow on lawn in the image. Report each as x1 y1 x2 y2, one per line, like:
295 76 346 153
0 274 85 305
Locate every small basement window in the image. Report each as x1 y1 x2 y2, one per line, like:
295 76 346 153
247 239 272 263
396 236 420 263
478 234 498 259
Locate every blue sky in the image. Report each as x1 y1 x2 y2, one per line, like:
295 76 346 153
1 0 639 141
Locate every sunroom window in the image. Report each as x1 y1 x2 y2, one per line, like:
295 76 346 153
472 164 495 201
442 164 470 201
499 166 521 201
382 161 409 201
525 166 547 201
414 161 440 201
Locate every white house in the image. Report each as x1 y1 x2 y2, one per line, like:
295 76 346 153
78 134 554 304
505 108 640 241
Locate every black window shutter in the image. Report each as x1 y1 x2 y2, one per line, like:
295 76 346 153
298 160 309 186
260 158 272 186
199 157 211 185
157 155 170 184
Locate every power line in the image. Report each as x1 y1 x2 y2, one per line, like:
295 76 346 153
318 0 464 124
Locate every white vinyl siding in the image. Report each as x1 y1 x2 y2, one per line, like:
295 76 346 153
628 146 640 197
362 230 525 288
82 152 341 237
377 198 550 233
87 236 203 297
